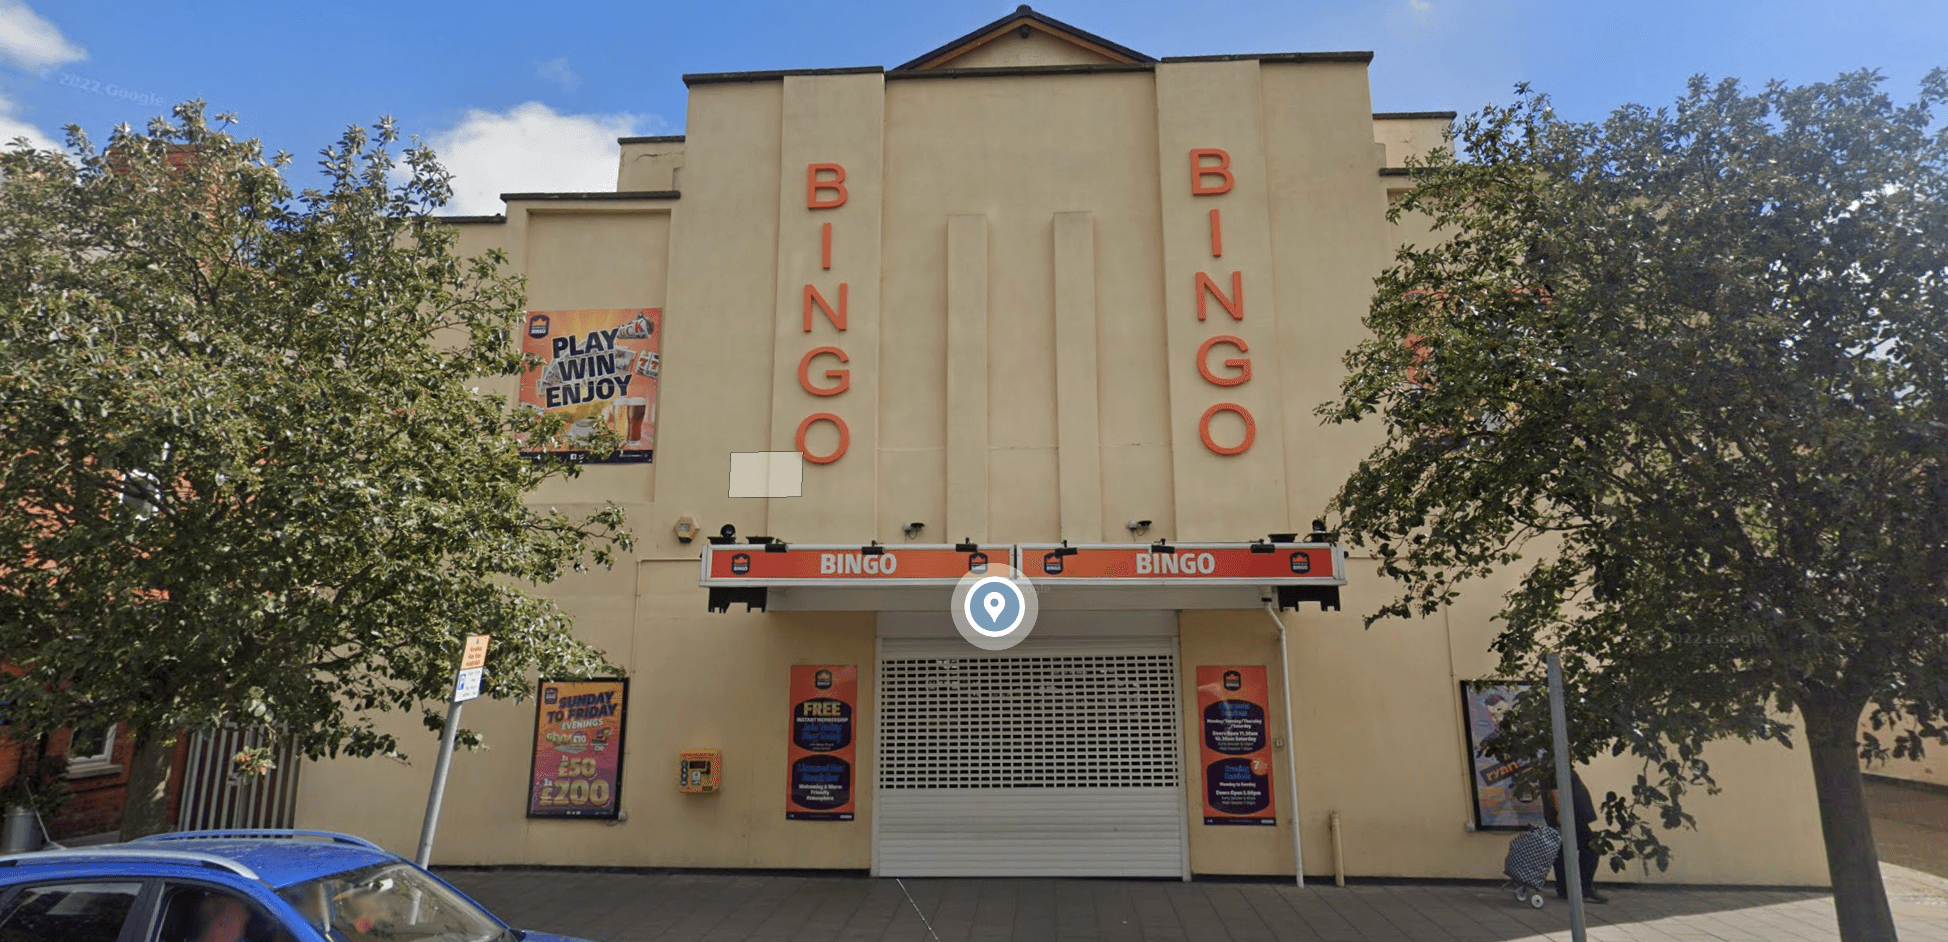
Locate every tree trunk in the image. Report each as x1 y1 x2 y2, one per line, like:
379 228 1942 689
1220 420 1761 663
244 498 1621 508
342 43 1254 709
1803 698 1899 942
119 728 177 839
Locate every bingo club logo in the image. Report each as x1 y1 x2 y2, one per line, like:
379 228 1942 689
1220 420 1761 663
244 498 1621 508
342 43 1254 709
528 314 551 338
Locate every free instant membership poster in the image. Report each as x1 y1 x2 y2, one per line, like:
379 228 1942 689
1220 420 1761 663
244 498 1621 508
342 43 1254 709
528 679 628 819
518 308 661 462
786 665 856 821
1460 680 1546 830
1198 666 1276 826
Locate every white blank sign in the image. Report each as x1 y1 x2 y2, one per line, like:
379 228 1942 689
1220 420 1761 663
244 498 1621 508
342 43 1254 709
729 451 804 498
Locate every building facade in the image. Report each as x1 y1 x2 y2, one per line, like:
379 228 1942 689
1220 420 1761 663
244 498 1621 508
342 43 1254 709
296 8 1832 884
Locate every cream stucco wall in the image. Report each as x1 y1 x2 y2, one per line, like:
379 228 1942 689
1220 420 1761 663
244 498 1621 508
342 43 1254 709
294 42 1831 887
1862 711 1948 788
617 138 685 192
1374 113 1453 168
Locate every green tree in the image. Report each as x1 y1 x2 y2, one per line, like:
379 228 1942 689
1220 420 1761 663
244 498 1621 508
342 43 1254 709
0 104 630 837
1324 71 1947 942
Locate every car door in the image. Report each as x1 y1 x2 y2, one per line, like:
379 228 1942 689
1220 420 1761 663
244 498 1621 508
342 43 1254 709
0 878 150 942
145 880 320 942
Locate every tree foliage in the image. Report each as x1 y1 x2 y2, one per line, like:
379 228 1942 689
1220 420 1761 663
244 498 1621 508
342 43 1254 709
0 104 631 824
1324 71 1946 939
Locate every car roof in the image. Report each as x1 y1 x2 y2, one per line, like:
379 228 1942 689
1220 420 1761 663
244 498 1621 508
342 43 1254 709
0 831 402 891
132 838 398 889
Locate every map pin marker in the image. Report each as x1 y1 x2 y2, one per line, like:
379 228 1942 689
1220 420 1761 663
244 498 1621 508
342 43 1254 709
983 593 1007 621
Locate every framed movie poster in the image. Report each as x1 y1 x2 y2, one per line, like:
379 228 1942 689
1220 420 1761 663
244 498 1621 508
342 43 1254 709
785 665 857 821
527 679 628 819
1459 680 1545 830
518 308 661 462
1197 666 1276 826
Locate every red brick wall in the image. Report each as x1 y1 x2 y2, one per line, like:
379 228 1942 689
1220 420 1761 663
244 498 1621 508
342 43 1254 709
44 726 137 840
0 726 193 840
0 736 24 790
0 735 21 786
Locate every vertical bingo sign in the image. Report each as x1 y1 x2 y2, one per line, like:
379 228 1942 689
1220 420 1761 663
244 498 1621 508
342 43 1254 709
1198 666 1276 825
785 665 856 821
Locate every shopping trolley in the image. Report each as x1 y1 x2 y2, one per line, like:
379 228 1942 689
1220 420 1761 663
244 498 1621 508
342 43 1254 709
1499 824 1561 908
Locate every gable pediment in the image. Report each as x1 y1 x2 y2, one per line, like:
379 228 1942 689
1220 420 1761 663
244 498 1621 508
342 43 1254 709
896 6 1155 71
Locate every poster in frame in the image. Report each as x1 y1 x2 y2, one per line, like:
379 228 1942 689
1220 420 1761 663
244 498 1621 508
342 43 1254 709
1459 679 1546 831
527 678 628 820
518 308 661 462
1196 666 1277 826
785 665 857 821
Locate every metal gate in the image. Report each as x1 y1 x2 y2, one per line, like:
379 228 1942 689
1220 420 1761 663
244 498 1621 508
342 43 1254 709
874 634 1186 877
175 727 300 832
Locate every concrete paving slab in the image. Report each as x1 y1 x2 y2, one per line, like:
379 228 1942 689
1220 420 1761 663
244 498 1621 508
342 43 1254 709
443 868 1948 942
440 777 1948 942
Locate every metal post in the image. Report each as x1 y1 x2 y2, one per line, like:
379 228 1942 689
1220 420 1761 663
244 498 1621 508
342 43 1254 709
1547 653 1588 941
1265 603 1307 887
414 700 463 868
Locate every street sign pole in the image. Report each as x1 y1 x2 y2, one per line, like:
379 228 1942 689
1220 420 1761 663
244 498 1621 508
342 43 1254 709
415 634 489 868
1547 652 1588 942
415 700 463 867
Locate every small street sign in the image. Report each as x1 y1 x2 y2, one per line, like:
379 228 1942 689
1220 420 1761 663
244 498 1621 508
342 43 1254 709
461 634 491 671
453 667 484 703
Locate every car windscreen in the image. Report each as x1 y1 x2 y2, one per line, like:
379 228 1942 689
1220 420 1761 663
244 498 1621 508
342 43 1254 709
276 862 506 942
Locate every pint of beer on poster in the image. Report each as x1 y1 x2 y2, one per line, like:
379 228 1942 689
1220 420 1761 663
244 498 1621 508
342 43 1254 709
610 397 648 443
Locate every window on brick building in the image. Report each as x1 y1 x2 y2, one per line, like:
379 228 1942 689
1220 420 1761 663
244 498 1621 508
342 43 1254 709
66 724 118 776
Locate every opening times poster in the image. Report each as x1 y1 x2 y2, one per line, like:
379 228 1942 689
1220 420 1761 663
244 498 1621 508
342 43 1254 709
518 308 661 462
786 665 856 821
1460 680 1545 830
1198 666 1276 826
528 679 628 819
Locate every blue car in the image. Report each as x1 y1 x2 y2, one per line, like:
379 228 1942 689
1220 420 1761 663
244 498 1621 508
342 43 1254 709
0 829 594 942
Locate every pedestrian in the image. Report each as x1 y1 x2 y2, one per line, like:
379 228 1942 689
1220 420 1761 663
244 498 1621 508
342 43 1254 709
1545 769 1608 903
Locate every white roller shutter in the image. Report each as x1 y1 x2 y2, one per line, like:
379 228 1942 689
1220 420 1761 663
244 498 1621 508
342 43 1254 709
874 633 1186 877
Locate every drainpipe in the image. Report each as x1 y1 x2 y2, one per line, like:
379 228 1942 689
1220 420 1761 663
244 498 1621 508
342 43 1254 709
1330 810 1346 886
1264 602 1306 887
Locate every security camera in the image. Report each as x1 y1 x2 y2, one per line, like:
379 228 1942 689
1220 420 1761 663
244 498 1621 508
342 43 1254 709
719 523 736 539
903 522 925 537
1126 519 1152 535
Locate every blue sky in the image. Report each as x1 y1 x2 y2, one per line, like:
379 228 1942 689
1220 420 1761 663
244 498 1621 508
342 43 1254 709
3 0 1942 214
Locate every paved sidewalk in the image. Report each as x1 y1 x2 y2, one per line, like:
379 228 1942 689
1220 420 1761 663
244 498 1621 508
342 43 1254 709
445 779 1948 941
1869 776 1948 882
443 865 1948 942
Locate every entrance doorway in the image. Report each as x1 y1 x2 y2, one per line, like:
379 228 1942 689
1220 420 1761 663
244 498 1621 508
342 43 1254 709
873 614 1186 877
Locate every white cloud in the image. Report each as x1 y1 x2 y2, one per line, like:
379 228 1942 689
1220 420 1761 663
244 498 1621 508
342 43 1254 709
1409 0 1432 10
0 0 85 72
0 94 64 152
426 102 653 216
536 58 581 91
0 2 82 152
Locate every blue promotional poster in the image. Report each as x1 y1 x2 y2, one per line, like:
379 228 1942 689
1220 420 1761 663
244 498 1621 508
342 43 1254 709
786 665 856 821
1460 680 1546 830
1198 665 1275 826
